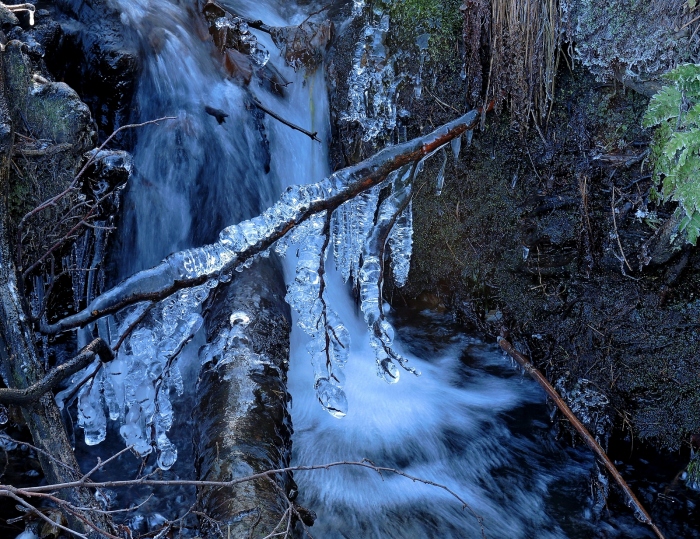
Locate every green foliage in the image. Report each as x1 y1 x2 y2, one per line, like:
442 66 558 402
644 63 700 245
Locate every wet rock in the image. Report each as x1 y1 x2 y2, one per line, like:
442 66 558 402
47 0 139 138
3 40 95 151
270 19 334 72
204 105 229 125
639 211 685 268
0 4 19 27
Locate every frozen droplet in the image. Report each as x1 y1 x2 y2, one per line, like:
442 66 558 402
315 378 348 418
156 434 178 470
376 357 400 384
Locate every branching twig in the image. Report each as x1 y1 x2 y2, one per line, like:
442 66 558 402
112 302 155 352
17 117 176 269
1 459 485 537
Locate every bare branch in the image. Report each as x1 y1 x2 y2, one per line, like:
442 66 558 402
0 459 485 536
0 338 113 405
17 117 176 269
498 337 666 539
1 489 88 539
252 98 321 142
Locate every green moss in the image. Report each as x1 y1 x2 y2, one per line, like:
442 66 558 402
2 41 31 123
382 0 463 65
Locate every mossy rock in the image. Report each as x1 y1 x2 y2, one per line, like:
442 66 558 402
25 81 95 151
3 40 95 152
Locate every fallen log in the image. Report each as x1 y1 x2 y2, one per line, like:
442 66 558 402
194 256 294 537
498 336 667 539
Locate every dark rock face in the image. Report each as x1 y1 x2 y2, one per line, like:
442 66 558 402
47 0 139 140
195 257 295 537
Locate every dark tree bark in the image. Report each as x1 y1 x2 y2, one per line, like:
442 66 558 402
0 47 115 538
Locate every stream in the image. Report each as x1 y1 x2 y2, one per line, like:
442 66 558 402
45 0 700 537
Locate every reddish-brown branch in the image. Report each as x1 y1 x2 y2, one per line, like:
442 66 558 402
498 337 666 539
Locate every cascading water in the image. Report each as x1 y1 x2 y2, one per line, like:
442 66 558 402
51 0 698 537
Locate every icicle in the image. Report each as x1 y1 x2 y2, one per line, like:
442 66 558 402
314 378 348 418
358 166 420 382
465 129 474 147
332 187 380 285
68 280 209 464
435 148 448 196
388 199 413 287
284 212 350 417
451 133 462 161
77 373 107 446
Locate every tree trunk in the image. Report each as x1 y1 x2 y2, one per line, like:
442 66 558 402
0 47 115 539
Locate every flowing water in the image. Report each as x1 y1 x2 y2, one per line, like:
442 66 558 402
61 0 700 537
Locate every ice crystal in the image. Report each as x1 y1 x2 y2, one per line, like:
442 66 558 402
342 13 402 141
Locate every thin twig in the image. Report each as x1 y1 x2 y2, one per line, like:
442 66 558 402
610 189 633 273
2 490 88 539
252 98 321 142
299 3 331 26
17 117 176 267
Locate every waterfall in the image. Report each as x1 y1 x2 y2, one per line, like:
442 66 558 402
52 1 676 537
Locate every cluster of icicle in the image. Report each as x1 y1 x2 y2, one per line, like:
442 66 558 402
343 8 401 141
56 282 214 470
56 126 470 464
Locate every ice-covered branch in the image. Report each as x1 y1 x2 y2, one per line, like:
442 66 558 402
41 107 484 336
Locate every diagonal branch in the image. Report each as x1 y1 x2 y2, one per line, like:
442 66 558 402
252 98 321 142
498 337 667 539
41 105 491 335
